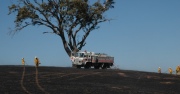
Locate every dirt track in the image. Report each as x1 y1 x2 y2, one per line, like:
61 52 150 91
0 65 180 94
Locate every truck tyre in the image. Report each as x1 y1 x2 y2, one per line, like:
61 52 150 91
76 65 81 69
101 63 107 69
94 63 99 69
84 62 91 69
72 64 76 68
94 66 100 69
84 65 90 69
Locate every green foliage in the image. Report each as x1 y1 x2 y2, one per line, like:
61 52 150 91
8 0 114 56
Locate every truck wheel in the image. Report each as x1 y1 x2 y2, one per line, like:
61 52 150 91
94 66 100 69
94 63 99 69
84 65 90 69
101 64 107 69
84 62 91 69
76 65 81 69
72 64 76 68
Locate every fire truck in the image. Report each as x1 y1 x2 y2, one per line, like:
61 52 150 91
70 51 114 69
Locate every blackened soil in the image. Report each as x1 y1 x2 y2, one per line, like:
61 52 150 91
0 65 180 94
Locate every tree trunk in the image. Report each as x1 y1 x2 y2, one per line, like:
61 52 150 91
63 43 71 57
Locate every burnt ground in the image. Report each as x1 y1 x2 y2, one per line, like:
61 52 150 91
0 65 180 94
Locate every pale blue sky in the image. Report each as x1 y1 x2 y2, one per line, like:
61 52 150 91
1 0 180 73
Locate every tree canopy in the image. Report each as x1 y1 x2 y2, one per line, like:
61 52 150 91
8 0 115 56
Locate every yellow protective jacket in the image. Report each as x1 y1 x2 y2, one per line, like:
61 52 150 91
176 66 180 73
34 58 40 65
168 68 173 74
158 68 161 73
22 58 25 65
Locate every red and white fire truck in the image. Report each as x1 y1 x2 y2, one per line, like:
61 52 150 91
70 51 114 69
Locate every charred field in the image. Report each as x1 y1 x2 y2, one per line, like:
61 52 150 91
0 65 180 94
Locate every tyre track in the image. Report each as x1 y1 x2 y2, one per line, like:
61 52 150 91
35 67 49 94
20 66 32 94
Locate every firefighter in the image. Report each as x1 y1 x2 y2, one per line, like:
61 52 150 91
176 65 180 75
158 67 161 73
22 58 25 65
168 67 173 74
34 56 40 67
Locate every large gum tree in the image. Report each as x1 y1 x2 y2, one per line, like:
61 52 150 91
8 0 114 57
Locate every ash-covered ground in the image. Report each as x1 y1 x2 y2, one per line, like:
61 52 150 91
0 65 180 94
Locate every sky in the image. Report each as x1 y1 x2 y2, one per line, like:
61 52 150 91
1 0 180 73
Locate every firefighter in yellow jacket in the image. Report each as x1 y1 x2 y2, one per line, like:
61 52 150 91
168 67 173 74
176 65 180 75
22 58 25 65
34 56 40 67
158 67 161 73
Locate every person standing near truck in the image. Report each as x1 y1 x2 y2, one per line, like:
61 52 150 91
168 67 173 74
176 65 180 75
158 67 161 73
34 56 40 67
22 58 25 65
